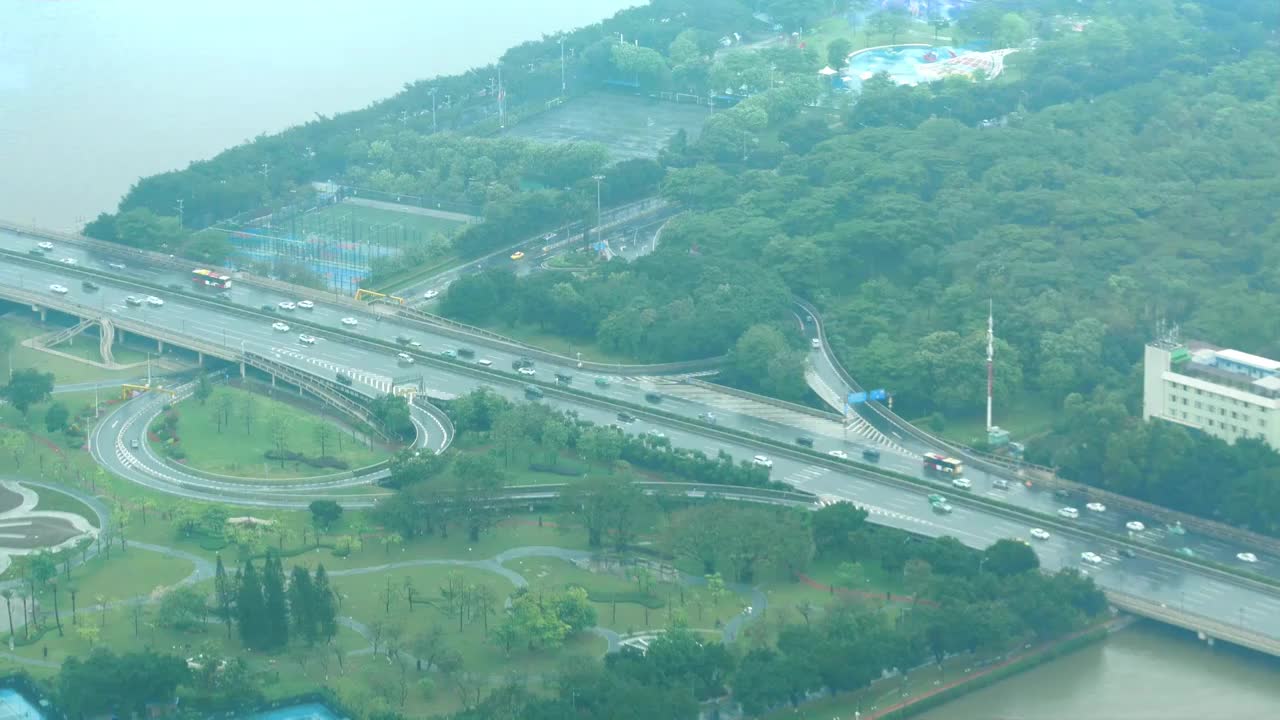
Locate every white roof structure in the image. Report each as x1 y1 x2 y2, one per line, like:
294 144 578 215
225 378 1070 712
1215 349 1280 372
1253 376 1280 392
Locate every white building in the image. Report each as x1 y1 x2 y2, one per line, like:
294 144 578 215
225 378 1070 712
1143 342 1280 450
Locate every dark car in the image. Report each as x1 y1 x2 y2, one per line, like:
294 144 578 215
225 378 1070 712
1119 548 1137 559
861 448 881 462
644 392 662 404
81 280 99 291
524 385 544 399
796 436 815 448
555 373 572 385
512 357 534 370
457 347 475 358
616 412 636 423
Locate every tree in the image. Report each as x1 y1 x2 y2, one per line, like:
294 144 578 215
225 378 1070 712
982 539 1041 577
827 38 852 70
553 586 598 634
0 589 12 642
903 558 934 607
235 559 266 649
156 586 208 632
289 565 318 645
57 648 189 718
313 421 334 456
267 411 289 467
313 565 338 642
44 402 70 433
2 369 54 414
812 501 868 558
213 554 233 637
194 372 213 404
309 499 343 531
261 552 290 649
214 391 234 433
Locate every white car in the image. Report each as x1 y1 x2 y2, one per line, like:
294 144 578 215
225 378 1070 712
278 301 296 311
423 290 439 300
1125 521 1146 532
59 257 77 265
752 455 773 469
1058 507 1079 519
125 295 142 306
646 429 666 439
1080 552 1103 565
1237 552 1258 564
951 477 972 490
49 284 68 294
108 262 126 271
297 300 314 310
517 366 536 376
1030 528 1051 541
396 352 414 364
145 296 164 306
37 241 54 251
340 317 359 326
271 321 290 333
1086 502 1107 513
298 334 317 345
827 449 848 460
811 338 821 349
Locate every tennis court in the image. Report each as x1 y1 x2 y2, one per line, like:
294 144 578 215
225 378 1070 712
0 689 44 720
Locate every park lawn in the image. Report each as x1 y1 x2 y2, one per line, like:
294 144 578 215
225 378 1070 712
0 317 144 384
505 556 747 636
44 334 150 367
27 546 196 611
927 393 1057 448
27 483 100 528
160 386 386 479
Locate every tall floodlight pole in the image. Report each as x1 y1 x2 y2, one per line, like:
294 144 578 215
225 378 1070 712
497 64 505 129
429 87 438 132
175 198 184 229
559 38 566 95
592 175 605 249
986 299 995 431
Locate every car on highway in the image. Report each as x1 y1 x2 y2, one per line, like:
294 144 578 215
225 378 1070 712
59 257 77 265
1177 547 1196 558
931 501 953 514
510 251 525 260
457 347 475 358
341 317 359 326
752 455 773 469
699 412 717 425
1030 528 1051 541
828 449 849 460
616 412 636 424
512 357 534 370
1086 502 1107 512
644 392 663 403
130 439 139 449
271 321 290 332
1237 552 1259 563
145 296 164 306
524 385 544 399
1119 548 1136 559
49 284 68 294
952 477 973 490
811 338 821 349
298 334 317 345
862 448 881 462
82 280 99 291
395 335 415 346
594 377 610 388
1080 552 1103 565
1058 507 1079 519
396 352 414 365
125 296 143 306
1125 521 1146 532
542 232 557 241
297 300 314 310
517 366 536 376
928 493 947 505
646 429 666 440
796 436 814 448
278 301 296 311
992 478 1010 490
423 289 439 300
37 241 53 251
477 358 493 367
108 262 126 271
555 373 572 385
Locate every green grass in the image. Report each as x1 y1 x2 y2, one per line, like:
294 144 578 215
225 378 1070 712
506 556 747 635
483 322 641 366
29 483 100 528
926 394 1058 448
0 317 145 384
157 386 386 479
49 546 195 606
47 334 149 366
307 201 465 239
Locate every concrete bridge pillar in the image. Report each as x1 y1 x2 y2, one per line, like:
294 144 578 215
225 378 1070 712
271 373 276 388
38 307 46 323
156 339 164 353
117 329 125 343
197 352 204 367
239 361 246 379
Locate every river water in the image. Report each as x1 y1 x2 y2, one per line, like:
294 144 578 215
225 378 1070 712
0 0 636 230
916 622 1280 720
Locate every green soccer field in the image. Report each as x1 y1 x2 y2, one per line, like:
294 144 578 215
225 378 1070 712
300 201 465 240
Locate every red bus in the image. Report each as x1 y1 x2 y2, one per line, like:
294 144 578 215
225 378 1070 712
192 268 232 289
923 452 964 475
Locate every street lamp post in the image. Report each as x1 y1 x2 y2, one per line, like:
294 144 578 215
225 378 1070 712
429 87 438 132
592 175 605 249
559 38 566 95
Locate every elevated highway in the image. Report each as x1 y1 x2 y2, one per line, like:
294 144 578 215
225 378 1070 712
4 226 1280 654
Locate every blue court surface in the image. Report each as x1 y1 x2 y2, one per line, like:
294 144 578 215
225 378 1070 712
0 689 44 720
243 702 342 720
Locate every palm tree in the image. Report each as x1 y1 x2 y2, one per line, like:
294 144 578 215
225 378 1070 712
67 584 78 626
19 594 29 641
0 590 13 642
49 579 63 637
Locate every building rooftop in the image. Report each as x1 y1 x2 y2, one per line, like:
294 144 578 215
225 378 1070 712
1215 348 1280 372
1254 376 1280 392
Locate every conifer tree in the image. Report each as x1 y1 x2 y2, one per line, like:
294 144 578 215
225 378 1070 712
288 565 317 644
261 552 290 649
312 564 338 643
235 559 265 649
214 553 233 638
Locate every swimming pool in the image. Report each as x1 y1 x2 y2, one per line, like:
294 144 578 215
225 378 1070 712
845 44 1013 87
0 688 46 719
243 702 342 720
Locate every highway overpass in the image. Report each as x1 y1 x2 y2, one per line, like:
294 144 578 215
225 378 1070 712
3 225 1280 656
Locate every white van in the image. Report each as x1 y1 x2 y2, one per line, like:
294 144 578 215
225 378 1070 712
811 338 821 349
477 358 493 367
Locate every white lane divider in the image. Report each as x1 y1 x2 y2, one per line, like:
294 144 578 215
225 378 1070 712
271 347 392 392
